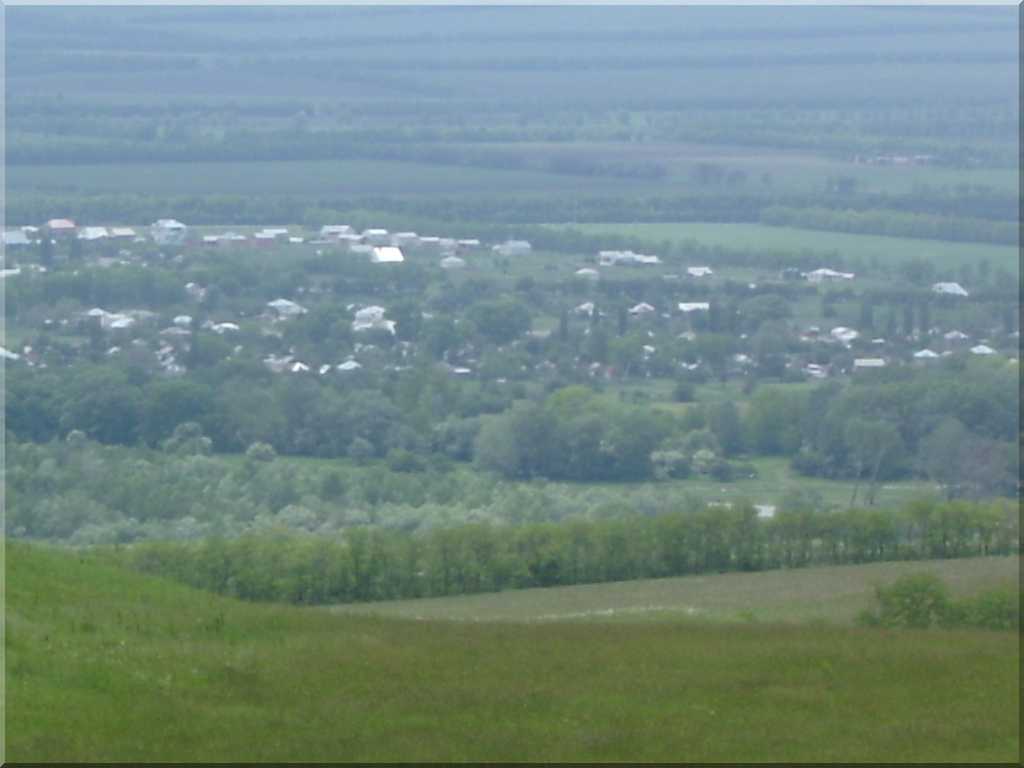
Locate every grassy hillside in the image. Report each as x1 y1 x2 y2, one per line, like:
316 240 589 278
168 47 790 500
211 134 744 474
331 555 1020 624
5 544 1020 762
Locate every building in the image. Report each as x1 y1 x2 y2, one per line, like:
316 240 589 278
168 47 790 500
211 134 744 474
371 246 405 264
629 302 656 316
678 302 710 313
46 219 77 236
440 255 467 270
492 240 532 257
266 298 308 318
362 228 390 245
853 358 887 370
320 225 354 238
686 266 714 278
806 268 855 283
574 267 600 280
970 344 996 356
932 282 969 297
151 219 187 246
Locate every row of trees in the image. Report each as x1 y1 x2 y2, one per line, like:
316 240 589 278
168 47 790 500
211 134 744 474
120 498 1020 605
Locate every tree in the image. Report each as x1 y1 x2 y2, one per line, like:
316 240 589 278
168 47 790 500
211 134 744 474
39 236 54 267
707 401 743 457
843 419 906 506
69 236 83 262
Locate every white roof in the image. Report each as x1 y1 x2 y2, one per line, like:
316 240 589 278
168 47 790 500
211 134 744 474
0 346 21 360
970 344 996 355
78 226 109 240
686 266 714 277
575 267 600 277
944 330 970 340
913 349 940 359
153 219 186 229
629 302 656 314
354 305 387 322
854 358 886 368
440 256 467 269
678 302 710 313
371 246 405 263
807 268 855 280
830 326 860 343
267 298 308 316
3 230 31 246
173 315 192 327
110 227 136 237
46 219 76 230
337 360 363 371
932 282 969 297
321 225 353 236
575 301 595 315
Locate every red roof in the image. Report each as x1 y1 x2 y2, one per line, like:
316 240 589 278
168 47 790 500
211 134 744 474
46 219 77 229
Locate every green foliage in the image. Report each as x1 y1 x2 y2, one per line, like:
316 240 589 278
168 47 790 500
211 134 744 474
858 573 1020 631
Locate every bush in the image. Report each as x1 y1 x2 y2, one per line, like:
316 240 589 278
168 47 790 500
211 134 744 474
672 381 696 403
862 572 952 629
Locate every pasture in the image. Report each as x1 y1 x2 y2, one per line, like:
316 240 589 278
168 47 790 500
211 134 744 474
330 554 1020 624
6 544 1019 762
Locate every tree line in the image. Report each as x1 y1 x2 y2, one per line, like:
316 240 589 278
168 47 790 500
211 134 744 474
119 497 1020 605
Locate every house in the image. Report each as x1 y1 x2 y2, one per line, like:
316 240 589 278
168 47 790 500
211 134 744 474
932 282 969 297
320 224 354 238
913 349 940 360
574 301 596 317
686 266 714 278
456 239 482 251
755 504 777 520
970 344 996 356
336 359 363 372
362 228 390 245
678 302 710 313
599 250 660 267
492 240 532 257
109 227 136 240
3 230 31 247
263 354 294 373
391 232 420 248
371 246 405 264
352 305 396 334
266 298 308 318
151 219 187 245
806 268 855 283
440 255 467 270
830 326 860 345
173 315 193 328
418 236 442 249
804 363 828 379
46 219 77 236
853 358 887 370
78 226 109 241
943 330 970 342
575 267 600 280
629 302 656 316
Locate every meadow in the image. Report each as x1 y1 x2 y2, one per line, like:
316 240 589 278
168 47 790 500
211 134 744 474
330 554 1019 624
5 544 1019 762
556 221 1020 275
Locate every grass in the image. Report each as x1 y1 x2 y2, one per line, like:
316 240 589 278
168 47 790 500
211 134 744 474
330 555 1020 624
557 221 1019 275
5 543 1020 762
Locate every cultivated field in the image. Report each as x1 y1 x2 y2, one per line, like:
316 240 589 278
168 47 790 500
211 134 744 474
556 221 1020 275
330 555 1020 624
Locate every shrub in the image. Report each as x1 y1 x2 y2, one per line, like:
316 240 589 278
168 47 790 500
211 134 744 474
864 572 952 629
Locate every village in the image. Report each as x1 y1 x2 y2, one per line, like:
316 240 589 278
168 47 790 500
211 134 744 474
3 216 1016 387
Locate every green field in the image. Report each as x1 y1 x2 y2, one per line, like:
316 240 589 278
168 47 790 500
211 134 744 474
557 221 1019 275
331 555 1020 624
6 544 1019 762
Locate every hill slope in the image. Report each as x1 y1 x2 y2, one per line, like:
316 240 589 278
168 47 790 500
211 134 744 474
330 555 1020 623
5 544 1020 762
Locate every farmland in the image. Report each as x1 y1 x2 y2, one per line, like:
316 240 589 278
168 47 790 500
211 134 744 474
553 222 1020 275
331 554 1020 624
6 544 1020 763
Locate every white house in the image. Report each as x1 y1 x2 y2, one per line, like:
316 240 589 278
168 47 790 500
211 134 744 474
362 228 391 245
970 344 996 355
267 298 308 318
353 305 396 334
830 326 860 345
678 302 710 313
3 230 31 247
944 330 970 342
806 268 855 283
932 282 969 297
109 227 137 239
151 219 187 245
371 246 405 264
574 301 596 317
492 240 532 257
574 267 600 280
391 232 420 248
320 225 354 238
629 302 656 316
913 349 940 360
336 359 364 372
78 227 110 241
686 266 714 278
440 255 467 270
853 358 887 369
